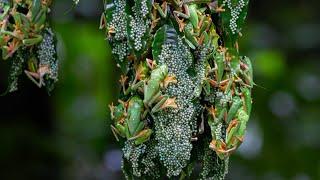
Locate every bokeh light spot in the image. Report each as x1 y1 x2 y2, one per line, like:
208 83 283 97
104 149 122 172
253 51 286 80
296 73 320 101
269 91 297 118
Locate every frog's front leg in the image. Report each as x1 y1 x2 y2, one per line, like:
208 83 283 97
162 75 177 88
111 123 126 142
174 14 186 32
129 128 153 145
219 77 234 94
173 4 191 32
197 16 216 46
154 2 168 19
173 4 190 19
145 73 177 109
119 75 129 95
119 76 144 96
22 34 43 46
131 81 145 92
129 73 145 92
151 95 178 113
234 75 252 89
197 18 213 46
210 139 229 159
208 1 225 13
143 65 168 104
214 5 225 13
144 84 161 107
146 58 157 70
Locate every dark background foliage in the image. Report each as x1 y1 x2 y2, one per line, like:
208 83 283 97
0 0 319 179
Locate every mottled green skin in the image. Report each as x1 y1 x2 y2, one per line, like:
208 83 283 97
112 96 152 145
226 96 242 123
226 108 249 150
241 87 252 115
241 56 254 87
143 65 168 106
126 96 145 138
114 103 126 122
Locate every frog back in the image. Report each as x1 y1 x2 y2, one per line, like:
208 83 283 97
126 96 144 136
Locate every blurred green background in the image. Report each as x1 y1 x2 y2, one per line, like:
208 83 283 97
0 0 319 179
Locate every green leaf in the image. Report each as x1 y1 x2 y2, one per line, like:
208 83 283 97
189 4 199 29
229 48 240 73
103 0 116 20
215 52 225 83
152 24 178 62
103 0 130 73
218 0 249 47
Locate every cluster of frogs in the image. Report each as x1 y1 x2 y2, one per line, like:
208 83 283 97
102 0 251 179
0 0 58 94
